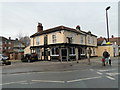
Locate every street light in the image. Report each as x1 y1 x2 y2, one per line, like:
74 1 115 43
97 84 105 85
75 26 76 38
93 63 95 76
105 6 111 42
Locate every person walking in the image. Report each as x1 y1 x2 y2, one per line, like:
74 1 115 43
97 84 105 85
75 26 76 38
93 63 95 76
103 49 110 65
88 48 92 65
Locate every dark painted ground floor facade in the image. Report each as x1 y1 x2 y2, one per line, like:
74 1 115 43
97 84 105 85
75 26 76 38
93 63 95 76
30 43 97 61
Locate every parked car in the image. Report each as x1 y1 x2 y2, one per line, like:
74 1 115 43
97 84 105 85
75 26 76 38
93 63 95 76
21 53 38 62
0 54 9 60
0 54 11 65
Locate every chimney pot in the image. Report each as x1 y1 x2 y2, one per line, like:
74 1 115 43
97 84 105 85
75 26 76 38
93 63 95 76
112 35 114 38
76 25 80 30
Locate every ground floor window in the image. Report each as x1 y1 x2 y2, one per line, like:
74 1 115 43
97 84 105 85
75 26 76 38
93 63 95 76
69 47 75 55
51 48 59 55
35 48 40 58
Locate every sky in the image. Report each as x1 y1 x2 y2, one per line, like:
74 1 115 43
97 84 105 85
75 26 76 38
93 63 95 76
0 0 118 39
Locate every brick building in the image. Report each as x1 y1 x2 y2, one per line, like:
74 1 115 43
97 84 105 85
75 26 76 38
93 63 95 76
0 36 25 59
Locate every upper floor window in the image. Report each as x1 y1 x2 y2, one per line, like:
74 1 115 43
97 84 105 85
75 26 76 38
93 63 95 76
8 47 11 50
4 47 7 50
8 42 11 44
88 36 90 44
4 41 7 44
81 36 84 44
92 37 94 44
52 34 56 43
36 37 40 45
0 41 2 45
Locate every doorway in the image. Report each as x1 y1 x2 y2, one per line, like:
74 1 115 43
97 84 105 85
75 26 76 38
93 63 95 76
61 48 67 61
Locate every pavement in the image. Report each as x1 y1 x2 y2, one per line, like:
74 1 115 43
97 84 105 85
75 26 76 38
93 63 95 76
2 56 119 75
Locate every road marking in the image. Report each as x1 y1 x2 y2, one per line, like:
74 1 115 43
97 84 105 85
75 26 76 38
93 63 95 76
106 73 120 76
31 80 65 83
106 76 115 80
97 72 103 75
89 69 94 71
67 76 101 83
98 69 116 72
1 81 27 85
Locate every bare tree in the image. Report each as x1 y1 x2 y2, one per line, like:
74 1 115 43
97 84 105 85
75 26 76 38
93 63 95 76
17 32 30 47
19 36 30 47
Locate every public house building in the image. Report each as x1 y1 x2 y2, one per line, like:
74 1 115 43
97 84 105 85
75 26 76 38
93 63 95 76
30 23 97 61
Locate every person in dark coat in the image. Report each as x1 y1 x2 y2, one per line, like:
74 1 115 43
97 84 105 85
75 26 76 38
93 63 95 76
103 49 109 65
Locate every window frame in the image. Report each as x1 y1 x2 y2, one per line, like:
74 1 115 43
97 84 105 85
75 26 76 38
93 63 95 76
36 37 40 45
80 35 84 44
51 47 59 56
69 47 76 56
52 34 56 43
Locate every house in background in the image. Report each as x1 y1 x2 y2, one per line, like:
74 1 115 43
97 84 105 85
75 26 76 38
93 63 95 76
0 36 14 57
29 23 97 61
10 38 25 60
97 37 107 46
0 36 25 60
97 36 120 57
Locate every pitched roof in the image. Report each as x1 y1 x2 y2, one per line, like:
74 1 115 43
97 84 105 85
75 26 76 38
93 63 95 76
97 37 107 45
97 37 120 46
109 37 120 45
30 25 97 38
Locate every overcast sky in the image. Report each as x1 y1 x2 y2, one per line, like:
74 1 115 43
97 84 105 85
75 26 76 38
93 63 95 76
0 1 118 39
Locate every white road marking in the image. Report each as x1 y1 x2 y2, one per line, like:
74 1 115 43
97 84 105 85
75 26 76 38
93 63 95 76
106 73 120 76
97 72 103 75
31 80 65 83
106 76 115 80
98 69 116 72
89 69 94 71
67 76 101 83
1 81 27 85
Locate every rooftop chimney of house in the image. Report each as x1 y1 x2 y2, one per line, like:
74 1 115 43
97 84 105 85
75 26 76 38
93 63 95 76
111 35 114 38
37 23 43 32
76 25 81 31
16 38 18 40
9 37 11 40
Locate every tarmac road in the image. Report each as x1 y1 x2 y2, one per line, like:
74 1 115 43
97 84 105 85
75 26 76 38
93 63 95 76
1 57 119 88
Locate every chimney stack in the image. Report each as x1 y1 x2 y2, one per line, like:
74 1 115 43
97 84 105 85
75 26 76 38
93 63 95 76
9 37 11 40
37 23 43 32
76 25 81 30
111 35 114 38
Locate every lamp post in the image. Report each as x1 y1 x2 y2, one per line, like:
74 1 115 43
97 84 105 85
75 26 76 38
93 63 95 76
105 6 111 42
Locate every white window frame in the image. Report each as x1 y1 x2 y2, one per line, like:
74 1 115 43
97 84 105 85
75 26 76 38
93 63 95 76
51 48 59 56
80 35 84 44
8 47 11 49
4 47 7 50
92 36 94 45
69 47 76 56
88 36 90 44
36 37 40 45
52 34 56 43
8 42 11 44
4 41 7 44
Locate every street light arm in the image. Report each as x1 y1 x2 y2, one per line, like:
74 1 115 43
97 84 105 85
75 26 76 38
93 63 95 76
106 6 111 10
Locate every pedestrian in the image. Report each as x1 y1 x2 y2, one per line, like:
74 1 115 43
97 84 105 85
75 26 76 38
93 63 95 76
103 49 110 65
87 48 92 65
109 56 111 66
102 58 105 66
